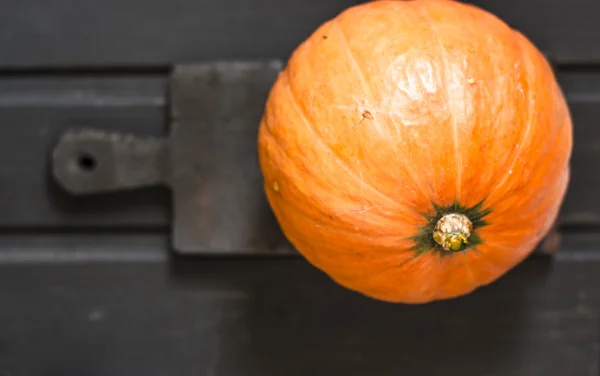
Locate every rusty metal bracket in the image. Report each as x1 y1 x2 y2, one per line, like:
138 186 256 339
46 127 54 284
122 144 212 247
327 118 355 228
52 61 294 255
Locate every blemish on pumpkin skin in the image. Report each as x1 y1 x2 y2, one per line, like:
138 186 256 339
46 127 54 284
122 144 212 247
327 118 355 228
352 110 374 130
467 78 475 85
273 181 280 192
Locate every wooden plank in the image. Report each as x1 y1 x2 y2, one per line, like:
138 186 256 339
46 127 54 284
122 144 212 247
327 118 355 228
0 0 363 69
0 251 597 376
560 71 600 225
0 76 169 228
0 70 598 229
0 0 598 68
0 231 595 262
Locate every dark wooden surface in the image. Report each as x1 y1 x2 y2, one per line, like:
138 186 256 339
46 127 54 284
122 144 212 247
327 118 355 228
0 0 599 375
0 234 598 376
0 71 599 229
0 0 598 68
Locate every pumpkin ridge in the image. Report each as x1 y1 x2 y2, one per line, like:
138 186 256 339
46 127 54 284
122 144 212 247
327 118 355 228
333 20 401 149
262 125 419 233
333 15 435 202
351 253 419 283
487 51 567 211
264 107 419 224
490 121 568 219
266 152 422 239
333 20 374 112
417 1 463 200
486 32 536 201
487 166 568 232
512 88 571 203
261 110 323 189
282 71 411 210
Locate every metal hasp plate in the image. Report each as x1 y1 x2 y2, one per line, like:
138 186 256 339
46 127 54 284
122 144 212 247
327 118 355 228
50 61 561 257
52 61 295 255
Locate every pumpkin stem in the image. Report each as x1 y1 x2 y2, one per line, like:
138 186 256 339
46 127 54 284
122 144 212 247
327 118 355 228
432 213 473 252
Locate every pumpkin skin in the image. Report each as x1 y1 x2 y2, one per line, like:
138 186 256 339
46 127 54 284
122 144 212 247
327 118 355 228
257 0 573 303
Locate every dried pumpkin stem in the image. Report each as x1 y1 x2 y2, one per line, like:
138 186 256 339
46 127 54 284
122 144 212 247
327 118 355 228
432 213 473 252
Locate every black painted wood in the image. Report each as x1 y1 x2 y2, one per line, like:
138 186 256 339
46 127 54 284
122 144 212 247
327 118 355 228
0 232 594 261
0 252 597 376
560 71 600 226
0 0 598 68
0 70 597 229
0 0 363 69
0 1 598 375
0 76 169 228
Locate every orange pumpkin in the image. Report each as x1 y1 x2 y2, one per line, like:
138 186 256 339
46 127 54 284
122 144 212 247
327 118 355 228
257 0 573 303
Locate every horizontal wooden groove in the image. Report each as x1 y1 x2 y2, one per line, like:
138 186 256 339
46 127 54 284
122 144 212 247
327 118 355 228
0 65 172 77
555 63 600 72
0 233 169 263
0 61 598 77
0 226 169 235
0 231 598 263
560 223 600 232
0 222 596 235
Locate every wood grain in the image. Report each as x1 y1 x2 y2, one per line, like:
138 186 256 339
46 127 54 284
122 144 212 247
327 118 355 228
0 247 597 376
0 1 598 375
0 0 597 68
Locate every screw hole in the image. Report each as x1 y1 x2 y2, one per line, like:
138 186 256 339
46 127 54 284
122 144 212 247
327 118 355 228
77 153 97 172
